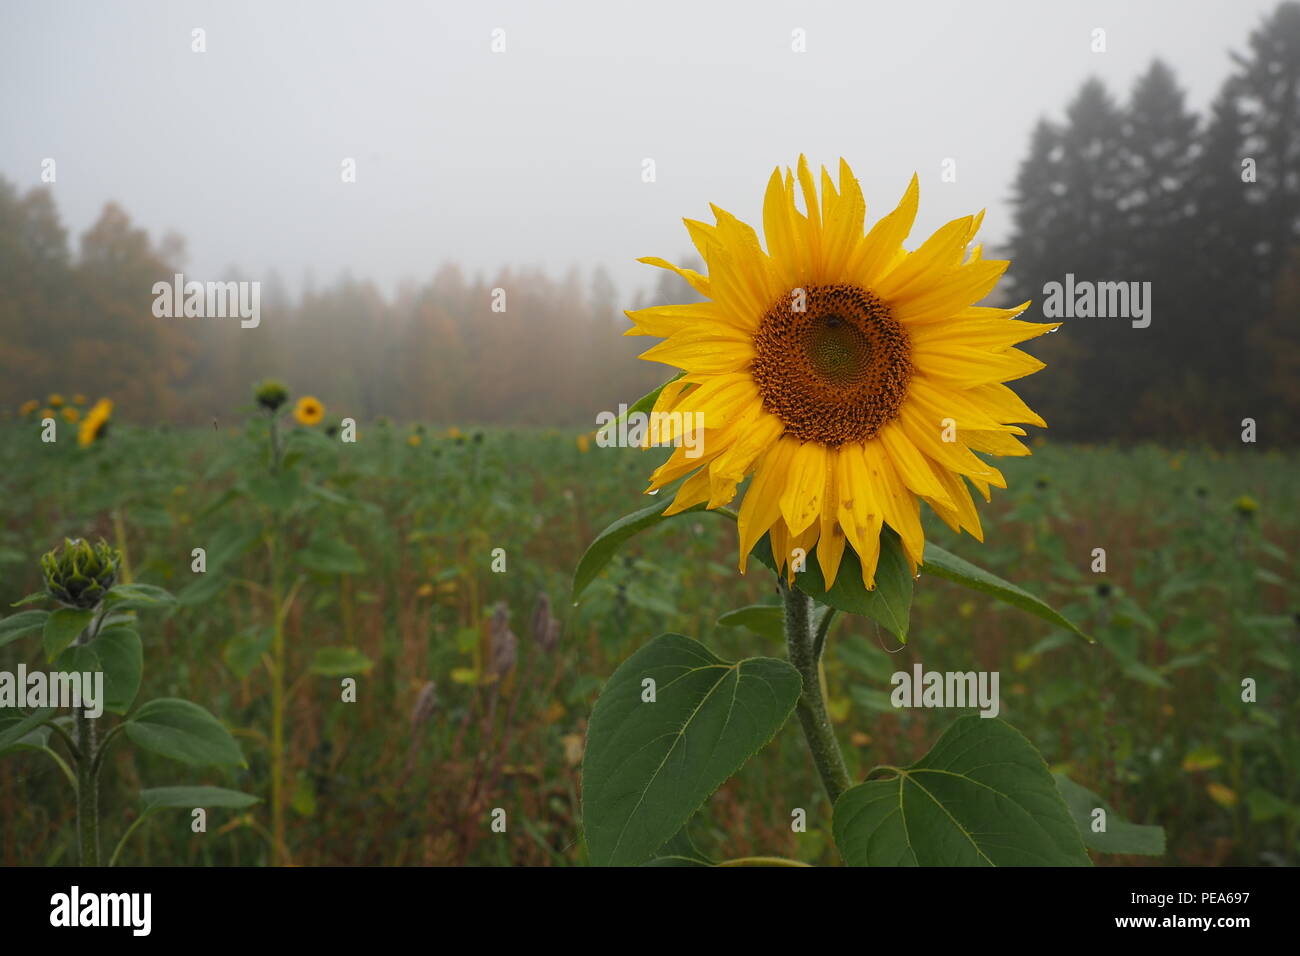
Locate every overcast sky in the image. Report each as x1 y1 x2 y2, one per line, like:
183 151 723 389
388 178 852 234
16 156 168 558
0 0 1279 302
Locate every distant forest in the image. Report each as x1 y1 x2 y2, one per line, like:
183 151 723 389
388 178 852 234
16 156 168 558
2 3 1297 443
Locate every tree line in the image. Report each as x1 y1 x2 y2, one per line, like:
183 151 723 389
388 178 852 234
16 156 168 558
1007 2 1299 443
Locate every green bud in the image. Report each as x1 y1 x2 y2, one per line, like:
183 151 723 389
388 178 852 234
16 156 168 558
254 379 290 412
40 537 120 609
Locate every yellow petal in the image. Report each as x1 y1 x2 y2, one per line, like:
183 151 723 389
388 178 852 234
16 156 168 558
778 440 828 536
875 214 974 301
636 256 710 298
738 436 797 571
849 174 918 286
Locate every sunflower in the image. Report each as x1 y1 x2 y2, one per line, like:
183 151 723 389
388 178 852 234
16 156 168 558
61 406 81 424
626 156 1057 590
48 393 64 409
18 399 39 416
294 396 324 426
78 398 113 447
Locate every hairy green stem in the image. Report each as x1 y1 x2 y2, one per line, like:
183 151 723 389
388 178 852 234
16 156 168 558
75 707 99 865
781 580 851 804
73 615 105 865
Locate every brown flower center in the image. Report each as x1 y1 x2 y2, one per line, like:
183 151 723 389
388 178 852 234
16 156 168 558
751 284 910 446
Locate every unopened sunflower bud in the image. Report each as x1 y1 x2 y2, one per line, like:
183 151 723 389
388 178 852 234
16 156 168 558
254 379 289 412
40 537 120 609
489 602 518 677
530 592 561 654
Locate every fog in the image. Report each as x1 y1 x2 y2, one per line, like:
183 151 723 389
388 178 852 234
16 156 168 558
0 0 1277 299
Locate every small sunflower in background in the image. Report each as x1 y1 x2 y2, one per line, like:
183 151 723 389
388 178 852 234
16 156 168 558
78 398 113 447
293 395 324 426
61 406 81 424
19 399 39 417
407 432 422 447
72 393 87 406
47 393 65 409
39 407 54 421
576 433 591 453
627 156 1056 589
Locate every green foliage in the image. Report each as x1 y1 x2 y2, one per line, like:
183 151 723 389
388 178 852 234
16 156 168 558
1054 773 1166 856
921 544 1090 641
582 633 800 866
833 717 1090 866
42 608 95 661
310 646 373 676
572 496 711 603
125 698 245 768
752 531 913 642
577 482 1108 866
140 786 261 811
0 420 1289 866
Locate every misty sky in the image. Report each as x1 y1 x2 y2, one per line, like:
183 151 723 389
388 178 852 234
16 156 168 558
0 0 1279 302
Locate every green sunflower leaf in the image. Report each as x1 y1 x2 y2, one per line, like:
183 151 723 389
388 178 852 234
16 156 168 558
104 583 178 612
1053 773 1165 856
310 646 373 676
0 708 57 755
125 698 245 768
832 716 1091 866
0 609 50 650
921 544 1090 641
140 786 261 811
583 633 801 867
299 534 367 575
641 827 715 867
91 626 143 714
571 496 712 603
43 608 95 662
751 528 913 642
716 604 785 642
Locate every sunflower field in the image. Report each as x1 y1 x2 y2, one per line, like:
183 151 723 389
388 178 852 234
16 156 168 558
0 405 1294 866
